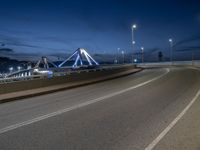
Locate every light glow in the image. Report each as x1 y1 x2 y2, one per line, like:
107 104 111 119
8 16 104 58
132 24 137 29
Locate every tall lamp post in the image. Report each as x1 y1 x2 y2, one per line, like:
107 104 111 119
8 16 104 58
169 38 173 62
117 48 120 64
192 50 194 65
141 47 144 63
132 24 137 63
121 50 125 64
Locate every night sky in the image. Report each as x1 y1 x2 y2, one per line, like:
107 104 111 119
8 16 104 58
0 0 200 61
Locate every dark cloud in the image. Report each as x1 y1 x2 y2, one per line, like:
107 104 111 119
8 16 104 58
0 52 41 61
0 48 14 52
0 33 68 51
38 36 92 43
148 48 160 54
173 34 200 47
175 46 200 52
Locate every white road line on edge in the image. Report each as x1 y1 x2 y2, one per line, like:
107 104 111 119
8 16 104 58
0 68 170 135
145 83 200 150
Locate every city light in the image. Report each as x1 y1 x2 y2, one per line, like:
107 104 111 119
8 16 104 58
9 67 13 72
17 66 21 71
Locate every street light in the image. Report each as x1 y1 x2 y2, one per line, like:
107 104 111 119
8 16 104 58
132 24 137 63
9 67 13 73
134 58 138 63
17 66 21 71
121 50 125 64
141 47 144 63
117 48 120 64
169 38 173 62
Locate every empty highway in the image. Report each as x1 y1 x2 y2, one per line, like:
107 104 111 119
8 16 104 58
0 67 200 150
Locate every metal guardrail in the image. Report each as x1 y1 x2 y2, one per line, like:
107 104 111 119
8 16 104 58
0 75 43 84
0 65 132 84
137 60 200 67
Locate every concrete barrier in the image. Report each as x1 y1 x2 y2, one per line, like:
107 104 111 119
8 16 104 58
0 65 141 103
137 60 200 67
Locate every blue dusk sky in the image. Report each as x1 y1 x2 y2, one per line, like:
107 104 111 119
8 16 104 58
0 0 200 60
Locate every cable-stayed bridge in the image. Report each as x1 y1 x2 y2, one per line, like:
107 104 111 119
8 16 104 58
1 48 99 81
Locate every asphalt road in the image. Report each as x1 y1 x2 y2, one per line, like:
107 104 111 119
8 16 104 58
0 67 200 150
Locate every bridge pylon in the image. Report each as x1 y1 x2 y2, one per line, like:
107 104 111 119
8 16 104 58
35 56 57 69
59 48 99 68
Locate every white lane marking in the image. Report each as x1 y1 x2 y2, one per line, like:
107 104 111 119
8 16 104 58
145 85 200 150
0 68 170 134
